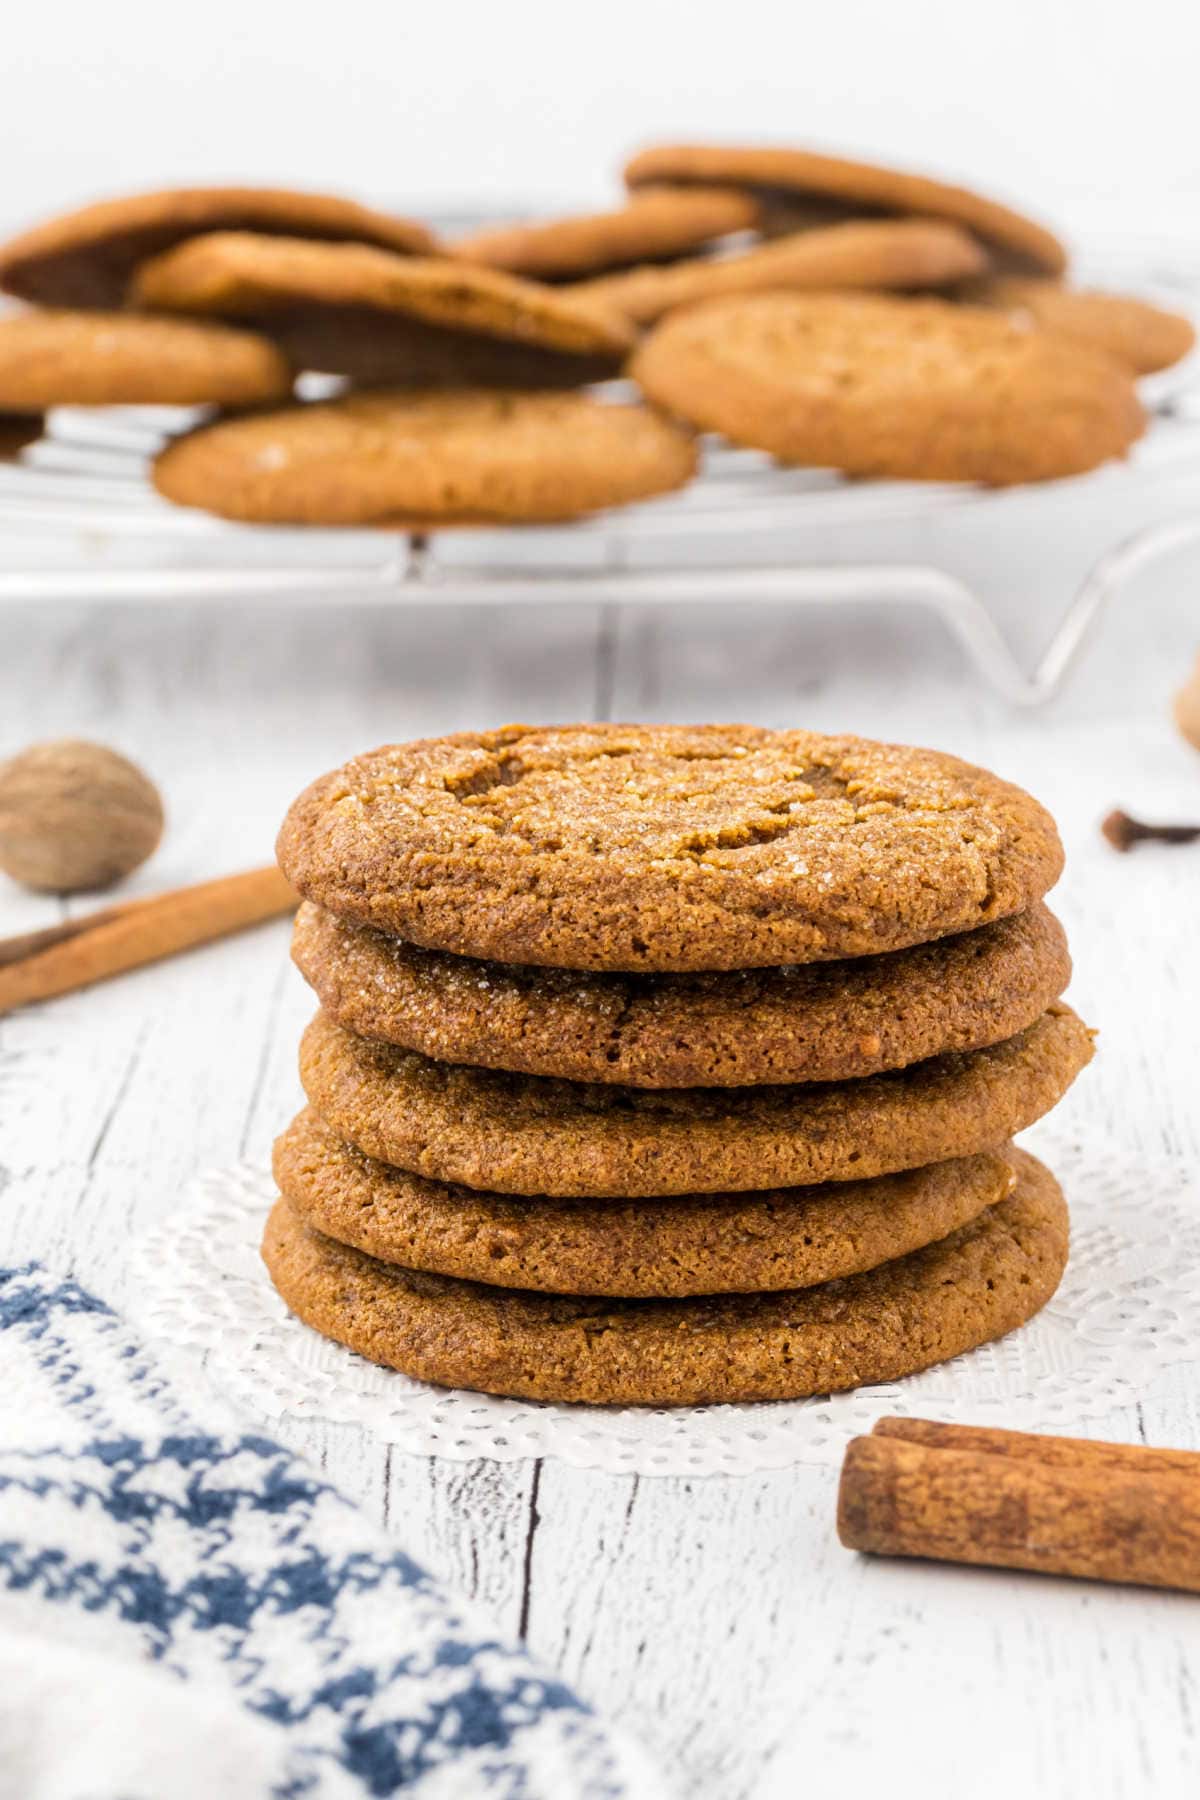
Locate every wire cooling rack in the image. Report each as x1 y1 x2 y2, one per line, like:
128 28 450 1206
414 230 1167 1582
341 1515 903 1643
2 246 1200 706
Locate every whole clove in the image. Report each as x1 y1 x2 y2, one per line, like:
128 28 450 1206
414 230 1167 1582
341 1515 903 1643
1101 808 1200 853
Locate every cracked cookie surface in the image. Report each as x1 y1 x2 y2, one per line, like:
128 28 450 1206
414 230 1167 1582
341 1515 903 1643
298 1003 1093 1197
277 723 1064 971
291 900 1071 1087
262 1148 1068 1403
275 1107 1017 1296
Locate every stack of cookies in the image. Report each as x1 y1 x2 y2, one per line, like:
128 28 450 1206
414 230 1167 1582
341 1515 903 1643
265 723 1094 1408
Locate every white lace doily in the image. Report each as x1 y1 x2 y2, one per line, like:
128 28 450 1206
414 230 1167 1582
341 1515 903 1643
129 1127 1200 1477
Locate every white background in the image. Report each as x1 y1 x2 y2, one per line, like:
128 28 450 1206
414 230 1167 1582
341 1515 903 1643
1 0 1199 244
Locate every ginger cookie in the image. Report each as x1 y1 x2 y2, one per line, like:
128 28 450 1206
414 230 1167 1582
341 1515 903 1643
959 277 1196 376
569 218 987 327
0 186 435 309
261 1149 1068 1405
277 723 1064 972
0 412 40 458
274 1107 1017 1297
623 143 1067 275
130 234 634 361
291 901 1071 1088
631 292 1145 485
0 309 293 409
153 391 696 525
452 186 759 280
298 1003 1093 1198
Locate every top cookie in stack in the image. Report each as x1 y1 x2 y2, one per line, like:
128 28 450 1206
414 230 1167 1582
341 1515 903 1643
266 723 1093 1407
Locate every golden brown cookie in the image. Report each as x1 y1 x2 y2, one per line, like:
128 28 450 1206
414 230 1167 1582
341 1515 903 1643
153 391 697 525
0 309 293 409
274 1107 1017 1297
624 143 1067 275
0 186 436 308
632 292 1145 485
959 277 1196 376
0 412 40 458
570 218 987 326
291 901 1071 1088
130 234 634 361
277 724 1064 972
452 186 759 280
261 1148 1069 1404
298 1003 1093 1198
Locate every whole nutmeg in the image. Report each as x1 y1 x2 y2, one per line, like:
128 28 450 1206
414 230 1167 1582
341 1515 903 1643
1174 652 1200 753
0 738 164 892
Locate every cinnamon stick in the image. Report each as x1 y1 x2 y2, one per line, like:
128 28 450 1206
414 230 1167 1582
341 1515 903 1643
872 1415 1200 1479
0 904 134 968
838 1417 1200 1593
0 865 297 1014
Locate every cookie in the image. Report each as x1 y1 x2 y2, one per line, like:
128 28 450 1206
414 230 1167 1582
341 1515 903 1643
623 143 1067 275
261 1148 1068 1404
153 391 697 525
298 1003 1093 1198
631 292 1145 485
959 277 1196 376
257 308 621 388
291 900 1071 1088
452 186 759 280
0 186 436 308
276 724 1064 972
0 412 40 458
274 1107 1017 1297
129 234 634 362
569 218 987 327
0 309 293 409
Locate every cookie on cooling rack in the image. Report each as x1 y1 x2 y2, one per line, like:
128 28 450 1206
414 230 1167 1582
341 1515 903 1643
957 277 1196 375
451 185 759 280
152 390 697 525
0 186 436 309
225 310 623 390
632 291 1146 484
569 217 986 326
261 1150 1069 1404
623 141 1067 274
0 310 293 409
129 233 634 385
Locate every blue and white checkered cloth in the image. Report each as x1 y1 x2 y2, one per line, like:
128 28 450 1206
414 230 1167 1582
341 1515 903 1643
0 1264 664 1800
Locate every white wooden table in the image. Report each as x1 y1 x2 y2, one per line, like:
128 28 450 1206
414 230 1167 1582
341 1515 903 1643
3 471 1200 1799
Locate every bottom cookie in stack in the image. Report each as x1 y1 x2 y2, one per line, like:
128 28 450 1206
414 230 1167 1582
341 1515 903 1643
264 1133 1067 1407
